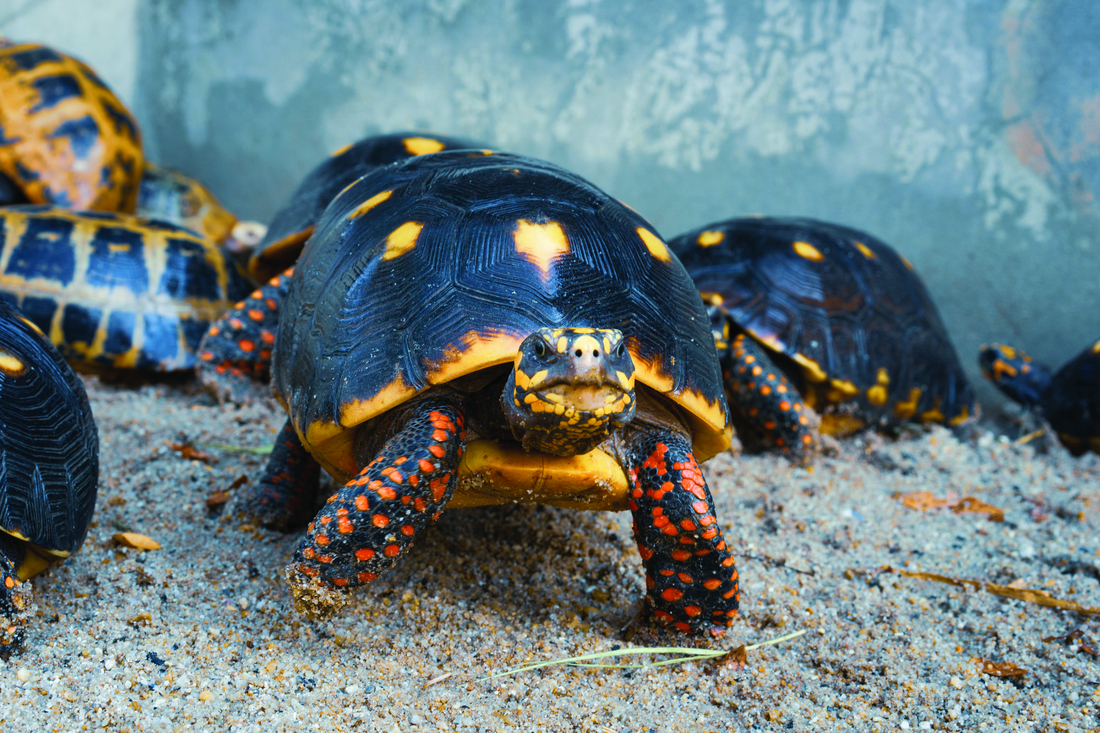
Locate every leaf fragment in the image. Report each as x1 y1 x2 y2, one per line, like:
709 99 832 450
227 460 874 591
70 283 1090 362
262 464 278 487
885 566 1100 615
171 443 217 463
113 532 161 551
976 658 1027 678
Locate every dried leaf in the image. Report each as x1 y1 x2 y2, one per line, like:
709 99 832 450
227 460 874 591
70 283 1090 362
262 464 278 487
227 474 249 491
171 443 217 464
113 532 162 551
898 491 1004 522
1041 629 1099 656
899 491 950 511
885 566 1100 615
205 491 231 508
127 613 152 627
718 644 748 670
977 659 1027 678
952 497 1005 522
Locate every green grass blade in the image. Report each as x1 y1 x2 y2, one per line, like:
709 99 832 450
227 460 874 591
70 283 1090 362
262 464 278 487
480 629 806 680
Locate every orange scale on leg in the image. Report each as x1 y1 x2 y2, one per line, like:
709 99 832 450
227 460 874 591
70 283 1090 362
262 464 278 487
383 544 401 558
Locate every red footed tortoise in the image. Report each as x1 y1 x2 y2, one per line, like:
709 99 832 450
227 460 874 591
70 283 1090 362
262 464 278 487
136 162 267 255
0 299 98 652
207 151 742 634
670 216 977 459
980 341 1100 455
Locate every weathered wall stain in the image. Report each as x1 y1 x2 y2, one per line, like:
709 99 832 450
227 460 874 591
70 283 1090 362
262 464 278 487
7 0 1100 411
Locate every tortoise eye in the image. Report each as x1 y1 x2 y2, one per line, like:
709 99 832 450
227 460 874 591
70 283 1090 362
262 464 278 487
533 340 548 358
614 341 627 359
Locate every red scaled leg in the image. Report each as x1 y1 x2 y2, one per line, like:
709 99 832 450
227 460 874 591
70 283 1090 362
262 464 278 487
197 267 293 403
723 330 816 462
628 432 739 635
0 536 31 654
285 400 465 618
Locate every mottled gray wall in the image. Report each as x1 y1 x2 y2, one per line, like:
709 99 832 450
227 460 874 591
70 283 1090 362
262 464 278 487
7 0 1100 412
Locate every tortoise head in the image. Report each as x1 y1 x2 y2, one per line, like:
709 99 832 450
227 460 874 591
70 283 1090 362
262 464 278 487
501 327 636 456
978 343 1052 407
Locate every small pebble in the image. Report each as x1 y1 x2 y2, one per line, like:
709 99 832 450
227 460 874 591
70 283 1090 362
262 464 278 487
15 668 30 682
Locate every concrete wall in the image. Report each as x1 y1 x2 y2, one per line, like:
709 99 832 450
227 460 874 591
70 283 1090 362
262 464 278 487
7 0 1100 411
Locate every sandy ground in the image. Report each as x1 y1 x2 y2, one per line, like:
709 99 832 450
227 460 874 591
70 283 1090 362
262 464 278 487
0 375 1096 732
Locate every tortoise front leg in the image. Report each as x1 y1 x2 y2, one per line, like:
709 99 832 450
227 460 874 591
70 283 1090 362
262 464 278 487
0 537 31 654
198 267 293 403
628 431 740 635
285 399 466 618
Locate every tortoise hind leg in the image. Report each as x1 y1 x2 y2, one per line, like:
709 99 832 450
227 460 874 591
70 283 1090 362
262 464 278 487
236 419 322 530
285 399 466 619
628 431 739 635
197 267 293 403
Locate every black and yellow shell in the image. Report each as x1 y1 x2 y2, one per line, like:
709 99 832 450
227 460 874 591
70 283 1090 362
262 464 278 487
136 163 238 246
249 131 485 281
0 205 249 371
275 152 731 481
670 217 977 433
0 299 97 578
0 40 143 213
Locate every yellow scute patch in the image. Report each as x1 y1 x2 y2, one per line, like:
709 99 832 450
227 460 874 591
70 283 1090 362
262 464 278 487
854 241 877 259
403 137 446 155
637 228 671 261
382 221 424 260
349 190 392 220
514 219 570 275
793 241 824 262
697 230 725 247
0 349 25 376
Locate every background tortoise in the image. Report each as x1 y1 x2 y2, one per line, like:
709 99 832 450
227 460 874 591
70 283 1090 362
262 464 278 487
670 216 977 457
215 150 741 635
137 162 267 255
200 131 483 400
980 341 1100 455
0 205 250 371
0 39 143 212
0 299 98 651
